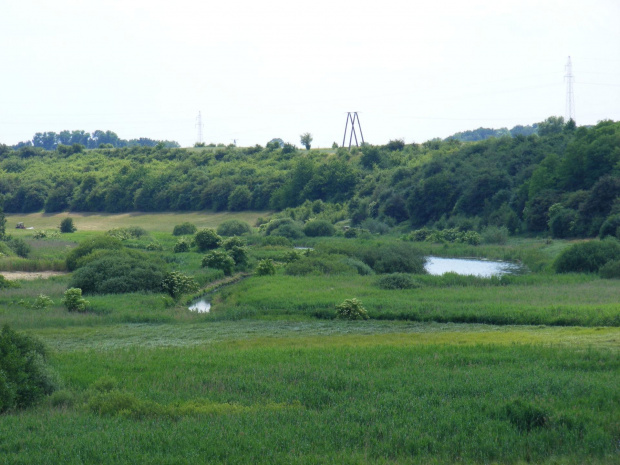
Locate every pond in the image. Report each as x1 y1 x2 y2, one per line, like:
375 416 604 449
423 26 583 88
425 256 523 277
188 299 211 313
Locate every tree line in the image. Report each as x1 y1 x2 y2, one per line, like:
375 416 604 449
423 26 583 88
11 130 179 151
0 116 618 239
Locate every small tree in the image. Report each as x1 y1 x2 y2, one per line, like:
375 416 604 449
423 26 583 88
300 133 313 150
335 298 369 320
62 288 90 312
60 217 76 233
161 272 198 299
194 229 222 251
172 222 197 236
201 250 235 276
255 259 276 276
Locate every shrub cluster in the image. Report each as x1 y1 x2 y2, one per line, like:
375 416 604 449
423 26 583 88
62 288 90 312
59 217 76 233
335 298 369 320
216 220 251 237
375 273 419 290
194 229 222 251
161 271 199 299
553 239 620 274
105 226 148 240
66 236 123 271
172 222 197 236
0 324 59 412
404 228 481 245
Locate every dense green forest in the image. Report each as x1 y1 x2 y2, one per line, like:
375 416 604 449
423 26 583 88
1 117 619 239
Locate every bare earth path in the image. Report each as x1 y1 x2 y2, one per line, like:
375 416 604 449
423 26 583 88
0 271 67 281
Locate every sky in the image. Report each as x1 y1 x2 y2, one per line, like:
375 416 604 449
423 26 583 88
1 0 619 148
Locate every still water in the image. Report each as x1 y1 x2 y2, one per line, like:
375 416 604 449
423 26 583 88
188 299 211 313
425 256 522 277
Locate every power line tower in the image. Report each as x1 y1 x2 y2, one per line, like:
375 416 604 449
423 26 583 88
195 111 204 144
342 112 365 149
565 56 575 123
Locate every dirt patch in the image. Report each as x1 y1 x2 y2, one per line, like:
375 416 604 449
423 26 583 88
0 271 68 281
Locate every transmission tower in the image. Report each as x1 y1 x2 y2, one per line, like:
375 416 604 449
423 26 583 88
342 112 365 149
564 56 575 123
195 111 204 144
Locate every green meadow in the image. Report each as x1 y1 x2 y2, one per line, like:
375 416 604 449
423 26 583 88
1 212 619 464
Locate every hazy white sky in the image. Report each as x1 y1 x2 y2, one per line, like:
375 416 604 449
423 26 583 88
1 0 619 147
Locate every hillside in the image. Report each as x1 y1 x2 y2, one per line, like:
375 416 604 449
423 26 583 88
1 117 619 239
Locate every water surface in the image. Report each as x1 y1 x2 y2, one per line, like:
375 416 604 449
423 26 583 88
425 256 522 277
188 299 211 313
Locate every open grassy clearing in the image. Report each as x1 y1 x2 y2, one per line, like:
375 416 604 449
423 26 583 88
5 211 270 233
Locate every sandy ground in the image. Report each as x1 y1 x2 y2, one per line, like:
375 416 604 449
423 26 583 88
0 271 67 281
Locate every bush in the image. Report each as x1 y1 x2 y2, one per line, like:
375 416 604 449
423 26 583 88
360 243 427 274
284 254 354 276
31 294 53 310
106 226 148 240
66 236 124 271
0 324 59 412
0 275 18 289
599 259 620 279
59 217 76 233
554 239 620 273
335 298 369 320
161 271 199 299
375 273 419 290
255 259 276 276
173 238 191 253
360 218 390 235
194 229 222 251
341 257 374 276
201 250 235 276
344 228 358 238
481 226 509 245
62 288 90 312
599 214 620 239
303 220 335 237
217 219 251 237
7 237 31 258
172 222 197 236
70 255 165 294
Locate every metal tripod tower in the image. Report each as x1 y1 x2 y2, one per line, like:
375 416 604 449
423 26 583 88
195 111 204 144
342 112 365 149
565 57 575 123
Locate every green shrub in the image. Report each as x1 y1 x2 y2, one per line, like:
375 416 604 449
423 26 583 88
599 259 620 279
32 229 59 240
335 298 369 320
106 226 148 240
303 220 335 237
481 226 508 245
599 214 620 239
70 255 165 294
376 273 419 290
202 250 235 276
194 229 222 251
342 257 375 276
504 399 549 432
361 243 427 274
217 219 251 237
7 237 31 258
284 254 354 276
255 259 276 276
0 324 59 412
62 288 90 312
222 236 245 250
172 222 197 236
344 228 358 238
360 218 390 235
145 242 163 251
173 238 191 253
31 294 53 310
66 236 124 271
161 271 199 299
554 239 620 273
59 217 76 233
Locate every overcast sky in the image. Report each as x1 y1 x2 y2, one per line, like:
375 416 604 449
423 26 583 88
1 0 619 148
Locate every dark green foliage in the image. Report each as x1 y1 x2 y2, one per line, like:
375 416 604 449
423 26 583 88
504 399 548 432
201 250 235 276
481 226 509 245
66 236 123 271
228 186 252 211
160 271 199 299
106 226 147 240
172 222 197 236
385 139 405 151
376 273 419 290
0 205 6 240
599 214 620 238
7 237 31 258
222 237 248 266
0 325 58 412
554 239 620 273
303 220 335 237
194 229 222 251
70 254 165 294
59 218 76 233
173 238 191 253
599 260 620 279
360 243 427 274
217 220 251 237
335 298 369 320
0 275 18 289
264 218 304 239
548 207 577 238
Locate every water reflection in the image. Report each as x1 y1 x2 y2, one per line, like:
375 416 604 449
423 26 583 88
425 257 522 277
188 299 211 313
